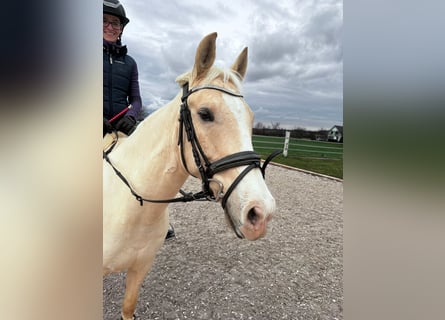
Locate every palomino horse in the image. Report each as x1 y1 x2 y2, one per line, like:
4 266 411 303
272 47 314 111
103 32 277 320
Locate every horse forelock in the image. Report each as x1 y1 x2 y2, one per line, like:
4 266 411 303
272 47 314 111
175 66 243 91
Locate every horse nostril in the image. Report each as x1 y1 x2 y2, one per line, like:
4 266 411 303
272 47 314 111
247 207 260 225
241 206 270 240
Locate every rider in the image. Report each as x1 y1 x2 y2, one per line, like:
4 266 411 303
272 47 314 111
103 0 175 239
103 0 141 136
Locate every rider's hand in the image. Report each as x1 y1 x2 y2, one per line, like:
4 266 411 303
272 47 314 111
115 115 137 135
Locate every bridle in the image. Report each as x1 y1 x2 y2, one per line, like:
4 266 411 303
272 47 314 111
103 82 281 236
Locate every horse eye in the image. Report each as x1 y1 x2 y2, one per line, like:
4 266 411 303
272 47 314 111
198 107 214 122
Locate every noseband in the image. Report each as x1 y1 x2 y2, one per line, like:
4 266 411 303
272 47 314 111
103 82 281 237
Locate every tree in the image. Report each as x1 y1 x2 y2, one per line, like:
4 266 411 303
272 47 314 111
270 122 281 129
255 122 265 129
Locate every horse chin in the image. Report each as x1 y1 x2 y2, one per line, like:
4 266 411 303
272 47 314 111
223 207 245 239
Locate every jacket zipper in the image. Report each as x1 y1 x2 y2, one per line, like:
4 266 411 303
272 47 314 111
108 53 113 119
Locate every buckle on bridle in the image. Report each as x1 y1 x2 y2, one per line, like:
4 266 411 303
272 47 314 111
207 178 225 202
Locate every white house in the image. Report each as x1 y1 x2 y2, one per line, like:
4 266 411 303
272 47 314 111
327 125 343 142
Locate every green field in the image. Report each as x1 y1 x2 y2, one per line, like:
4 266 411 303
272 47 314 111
252 135 343 179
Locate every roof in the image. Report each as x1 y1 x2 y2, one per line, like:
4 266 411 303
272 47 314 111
329 125 343 134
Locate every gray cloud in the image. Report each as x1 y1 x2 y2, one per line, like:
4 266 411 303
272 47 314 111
120 0 342 130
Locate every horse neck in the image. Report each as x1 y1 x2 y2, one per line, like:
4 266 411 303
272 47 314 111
110 93 189 198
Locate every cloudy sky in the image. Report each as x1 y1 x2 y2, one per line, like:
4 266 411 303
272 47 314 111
119 0 342 130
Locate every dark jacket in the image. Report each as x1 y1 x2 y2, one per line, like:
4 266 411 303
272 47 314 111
103 41 142 123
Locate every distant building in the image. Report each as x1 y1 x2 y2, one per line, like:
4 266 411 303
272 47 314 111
327 125 343 142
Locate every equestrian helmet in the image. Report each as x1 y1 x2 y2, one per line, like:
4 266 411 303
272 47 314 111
103 0 130 26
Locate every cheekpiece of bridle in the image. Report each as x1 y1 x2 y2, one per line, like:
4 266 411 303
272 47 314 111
103 82 282 236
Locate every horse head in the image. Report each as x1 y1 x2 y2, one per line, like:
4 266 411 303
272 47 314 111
176 32 276 240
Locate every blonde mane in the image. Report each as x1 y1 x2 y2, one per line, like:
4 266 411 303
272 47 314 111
176 66 243 91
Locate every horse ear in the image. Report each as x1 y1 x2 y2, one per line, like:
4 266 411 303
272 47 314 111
193 32 217 80
231 47 248 80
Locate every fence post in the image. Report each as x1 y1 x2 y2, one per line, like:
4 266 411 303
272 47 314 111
283 130 290 157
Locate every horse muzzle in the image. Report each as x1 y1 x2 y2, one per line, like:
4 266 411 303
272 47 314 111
224 195 275 240
239 205 273 240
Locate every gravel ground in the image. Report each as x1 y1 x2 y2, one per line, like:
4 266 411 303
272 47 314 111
103 164 343 320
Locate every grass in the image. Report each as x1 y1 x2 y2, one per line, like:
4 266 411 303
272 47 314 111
253 135 343 179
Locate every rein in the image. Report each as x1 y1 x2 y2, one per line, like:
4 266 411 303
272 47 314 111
103 83 281 210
